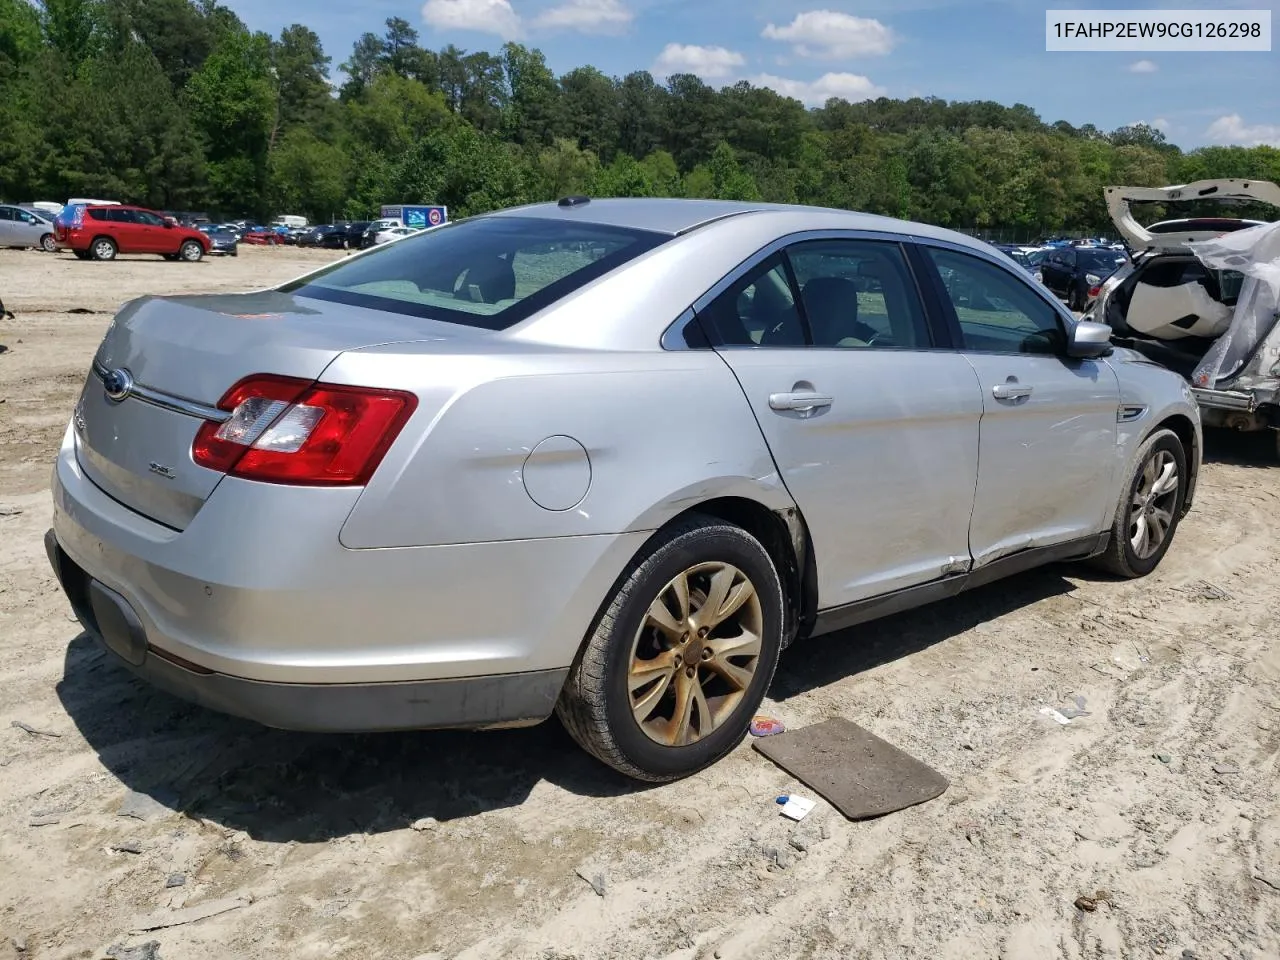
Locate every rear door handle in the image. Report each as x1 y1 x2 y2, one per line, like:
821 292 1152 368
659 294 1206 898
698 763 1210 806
769 392 834 413
992 383 1033 400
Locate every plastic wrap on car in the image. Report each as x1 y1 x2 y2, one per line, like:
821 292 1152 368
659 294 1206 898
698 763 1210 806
1187 221 1280 389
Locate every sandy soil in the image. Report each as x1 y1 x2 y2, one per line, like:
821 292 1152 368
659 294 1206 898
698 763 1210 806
1 247 1278 960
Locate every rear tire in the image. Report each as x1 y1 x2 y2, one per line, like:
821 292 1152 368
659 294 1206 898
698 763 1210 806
557 514 785 782
40 233 56 253
90 237 116 261
1091 428 1187 578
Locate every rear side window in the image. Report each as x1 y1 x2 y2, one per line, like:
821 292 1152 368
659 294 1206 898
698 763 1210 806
87 208 108 221
787 239 930 348
283 216 668 330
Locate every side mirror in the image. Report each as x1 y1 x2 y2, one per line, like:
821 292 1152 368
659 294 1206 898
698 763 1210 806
1067 320 1113 359
163 220 174 228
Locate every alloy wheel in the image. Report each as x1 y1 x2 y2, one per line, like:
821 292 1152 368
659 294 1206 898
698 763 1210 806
627 561 763 747
40 234 56 253
93 239 115 260
1128 449 1179 559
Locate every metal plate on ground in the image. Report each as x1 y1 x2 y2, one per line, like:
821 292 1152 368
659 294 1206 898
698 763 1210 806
752 717 949 820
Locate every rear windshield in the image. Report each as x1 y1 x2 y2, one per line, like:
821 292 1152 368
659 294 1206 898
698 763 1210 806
281 216 668 330
1078 249 1127 271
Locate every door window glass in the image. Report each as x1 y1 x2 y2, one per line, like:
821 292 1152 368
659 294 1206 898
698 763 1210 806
787 239 929 348
0 207 13 221
697 254 806 346
927 247 1066 355
134 210 165 226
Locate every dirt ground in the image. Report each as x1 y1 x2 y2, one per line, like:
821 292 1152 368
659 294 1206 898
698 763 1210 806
1 246 1278 960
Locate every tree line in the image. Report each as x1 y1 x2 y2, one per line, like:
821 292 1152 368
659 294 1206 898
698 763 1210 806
2 0 1277 232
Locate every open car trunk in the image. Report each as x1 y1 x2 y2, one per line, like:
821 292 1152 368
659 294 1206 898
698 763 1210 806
1100 181 1280 400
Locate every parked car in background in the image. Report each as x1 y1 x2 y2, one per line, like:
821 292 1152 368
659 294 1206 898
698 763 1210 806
197 225 239 257
239 226 280 246
1039 244 1129 310
46 197 1200 781
1087 179 1280 453
54 204 210 261
0 204 57 251
341 221 372 249
373 225 419 245
272 215 308 230
297 224 343 248
363 218 403 247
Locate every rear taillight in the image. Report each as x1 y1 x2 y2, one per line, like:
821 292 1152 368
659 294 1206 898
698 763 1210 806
1088 285 1101 299
192 375 417 486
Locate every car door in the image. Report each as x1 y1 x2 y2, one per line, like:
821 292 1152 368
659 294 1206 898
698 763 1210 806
917 243 1119 568
697 235 984 610
102 209 139 251
15 209 47 245
130 209 170 252
1039 249 1064 296
0 206 18 245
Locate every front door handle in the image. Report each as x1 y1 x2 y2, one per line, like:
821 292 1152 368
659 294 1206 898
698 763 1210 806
769 391 834 413
992 383 1033 400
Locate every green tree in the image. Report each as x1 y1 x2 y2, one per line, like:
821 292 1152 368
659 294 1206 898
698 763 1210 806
38 0 100 67
274 24 332 131
502 42 560 146
185 26 276 213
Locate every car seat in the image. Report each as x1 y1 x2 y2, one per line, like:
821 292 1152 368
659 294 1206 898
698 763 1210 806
458 256 516 304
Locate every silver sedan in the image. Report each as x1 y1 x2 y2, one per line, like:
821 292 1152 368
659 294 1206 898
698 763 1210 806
47 198 1201 781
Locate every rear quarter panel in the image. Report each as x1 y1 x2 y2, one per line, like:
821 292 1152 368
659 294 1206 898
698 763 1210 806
326 345 793 548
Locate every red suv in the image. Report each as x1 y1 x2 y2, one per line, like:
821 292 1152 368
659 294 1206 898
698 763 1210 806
54 204 210 262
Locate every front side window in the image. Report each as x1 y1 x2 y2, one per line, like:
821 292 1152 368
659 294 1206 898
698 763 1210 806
282 216 668 331
787 239 929 348
926 247 1065 355
134 210 166 226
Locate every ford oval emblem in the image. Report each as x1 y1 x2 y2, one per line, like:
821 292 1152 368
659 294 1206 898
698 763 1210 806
102 367 134 402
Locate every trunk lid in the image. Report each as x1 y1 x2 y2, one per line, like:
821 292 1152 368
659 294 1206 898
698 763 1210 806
74 290 472 529
1106 179 1280 252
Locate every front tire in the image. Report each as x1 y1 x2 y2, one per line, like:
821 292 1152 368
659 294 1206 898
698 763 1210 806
179 240 203 262
40 233 56 253
557 514 785 782
1092 428 1187 578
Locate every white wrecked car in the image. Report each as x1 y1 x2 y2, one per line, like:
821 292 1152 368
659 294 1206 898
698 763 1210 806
1088 179 1280 450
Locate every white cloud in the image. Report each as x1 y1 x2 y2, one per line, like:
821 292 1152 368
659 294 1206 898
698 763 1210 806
1152 117 1170 132
749 72 886 107
534 0 632 34
1206 114 1280 147
652 43 746 80
1128 59 1158 73
762 10 895 59
422 0 522 38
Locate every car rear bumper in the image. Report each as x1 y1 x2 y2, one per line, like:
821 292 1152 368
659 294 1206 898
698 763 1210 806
48 425 647 729
45 529 567 731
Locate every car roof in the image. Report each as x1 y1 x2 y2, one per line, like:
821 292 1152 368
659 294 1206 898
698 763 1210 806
484 197 995 252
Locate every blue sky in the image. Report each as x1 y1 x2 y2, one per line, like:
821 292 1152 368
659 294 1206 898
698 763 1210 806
221 0 1278 149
